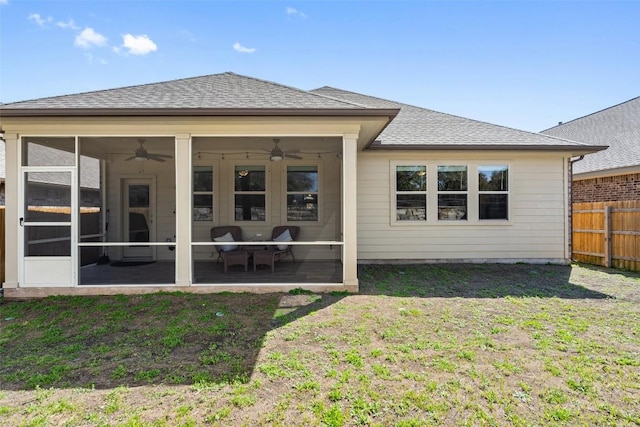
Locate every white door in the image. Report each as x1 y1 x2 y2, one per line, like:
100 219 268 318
21 169 75 286
122 178 156 260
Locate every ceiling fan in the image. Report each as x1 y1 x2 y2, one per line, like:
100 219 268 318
125 139 173 162
266 138 302 161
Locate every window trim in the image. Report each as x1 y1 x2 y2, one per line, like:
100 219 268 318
281 160 323 225
192 164 216 223
478 164 510 221
230 161 269 223
392 162 428 223
437 165 468 222
390 160 512 226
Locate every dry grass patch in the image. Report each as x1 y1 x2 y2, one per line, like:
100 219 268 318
1 263 639 426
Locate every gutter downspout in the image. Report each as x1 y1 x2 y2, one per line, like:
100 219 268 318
568 156 585 262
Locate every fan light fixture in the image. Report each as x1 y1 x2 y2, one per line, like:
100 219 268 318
270 153 283 161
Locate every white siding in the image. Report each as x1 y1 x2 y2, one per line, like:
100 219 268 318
357 151 570 262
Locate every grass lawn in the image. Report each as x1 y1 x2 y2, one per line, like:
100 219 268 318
0 263 639 426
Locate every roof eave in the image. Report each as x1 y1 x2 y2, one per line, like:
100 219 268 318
365 143 609 154
0 107 400 118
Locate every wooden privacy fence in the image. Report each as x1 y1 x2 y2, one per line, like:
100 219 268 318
573 200 640 271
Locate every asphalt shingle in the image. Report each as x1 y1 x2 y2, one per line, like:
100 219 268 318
312 86 592 148
2 72 362 110
541 97 640 174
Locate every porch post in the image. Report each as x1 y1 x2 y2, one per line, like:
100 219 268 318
174 133 192 286
342 132 359 290
3 133 19 288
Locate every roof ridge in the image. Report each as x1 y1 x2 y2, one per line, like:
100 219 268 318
541 95 640 132
1 72 235 106
227 74 367 109
315 86 594 147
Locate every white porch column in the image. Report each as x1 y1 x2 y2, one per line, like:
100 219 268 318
3 133 19 288
342 132 359 290
175 133 192 286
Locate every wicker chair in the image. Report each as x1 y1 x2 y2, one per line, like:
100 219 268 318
253 226 300 272
210 226 248 272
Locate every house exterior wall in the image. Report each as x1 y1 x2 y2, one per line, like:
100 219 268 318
357 151 570 263
573 173 640 203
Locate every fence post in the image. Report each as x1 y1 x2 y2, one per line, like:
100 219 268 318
604 205 612 268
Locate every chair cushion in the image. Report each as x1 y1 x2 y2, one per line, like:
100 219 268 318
214 232 238 251
274 228 293 250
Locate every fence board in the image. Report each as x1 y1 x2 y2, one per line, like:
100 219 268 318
572 200 640 271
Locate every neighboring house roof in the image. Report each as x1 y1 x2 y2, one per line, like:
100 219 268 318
0 71 604 154
312 86 600 150
541 96 640 175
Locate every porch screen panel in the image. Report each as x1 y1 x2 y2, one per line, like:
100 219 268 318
24 171 72 257
22 137 75 166
25 172 71 222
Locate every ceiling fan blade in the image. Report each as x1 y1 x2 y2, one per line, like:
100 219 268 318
150 153 173 159
285 148 300 154
285 153 303 160
148 155 166 162
125 155 136 161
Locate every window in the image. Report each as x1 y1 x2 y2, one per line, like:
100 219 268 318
234 165 266 221
438 165 467 220
395 165 427 221
479 165 509 220
286 166 319 221
193 166 213 221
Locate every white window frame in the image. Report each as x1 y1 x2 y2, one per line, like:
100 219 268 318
192 164 216 223
391 161 428 223
437 164 469 222
478 164 510 221
282 161 322 224
390 160 512 225
231 161 269 223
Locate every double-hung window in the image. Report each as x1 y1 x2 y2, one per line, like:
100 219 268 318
478 165 509 220
286 165 319 222
193 166 213 221
234 165 266 221
437 165 467 220
395 165 427 221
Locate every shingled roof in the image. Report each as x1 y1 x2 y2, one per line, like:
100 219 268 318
0 72 382 115
0 72 605 153
311 86 600 150
541 96 640 175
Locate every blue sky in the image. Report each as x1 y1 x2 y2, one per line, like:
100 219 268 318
0 0 638 132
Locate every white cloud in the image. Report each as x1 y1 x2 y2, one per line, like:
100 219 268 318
286 7 306 18
28 13 53 27
233 42 256 54
0 0 10 6
74 27 107 49
121 34 157 55
57 19 80 30
179 29 196 43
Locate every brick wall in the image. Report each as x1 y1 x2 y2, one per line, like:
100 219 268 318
573 172 640 203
